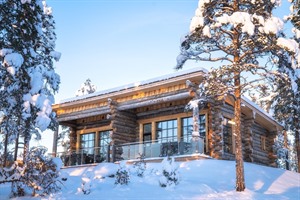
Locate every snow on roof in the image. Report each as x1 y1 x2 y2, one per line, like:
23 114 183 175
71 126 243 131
58 67 207 104
242 95 279 125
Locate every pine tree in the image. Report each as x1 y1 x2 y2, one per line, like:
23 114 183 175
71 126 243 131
177 0 298 191
75 78 97 97
291 0 300 30
266 0 300 172
159 157 180 188
0 0 60 164
273 132 288 169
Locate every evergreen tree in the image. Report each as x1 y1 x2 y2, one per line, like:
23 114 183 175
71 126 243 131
273 132 289 169
176 0 298 191
0 0 60 164
255 0 300 172
291 0 300 30
159 157 180 188
75 78 97 97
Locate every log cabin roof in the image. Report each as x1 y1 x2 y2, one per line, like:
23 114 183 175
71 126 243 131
52 67 206 122
52 67 282 131
57 67 208 105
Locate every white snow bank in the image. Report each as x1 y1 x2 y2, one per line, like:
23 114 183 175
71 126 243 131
1 159 298 199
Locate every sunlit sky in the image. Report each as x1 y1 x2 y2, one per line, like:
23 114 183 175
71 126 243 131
48 0 201 103
37 0 291 152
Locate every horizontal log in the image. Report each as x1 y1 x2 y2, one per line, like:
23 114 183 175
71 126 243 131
113 134 136 143
112 126 136 134
111 121 137 129
111 113 137 121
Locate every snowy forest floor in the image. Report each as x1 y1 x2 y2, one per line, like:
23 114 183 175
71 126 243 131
0 159 299 200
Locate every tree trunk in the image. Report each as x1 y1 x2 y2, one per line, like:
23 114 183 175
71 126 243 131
296 130 300 172
234 73 246 191
13 133 19 161
22 120 31 164
3 134 8 167
52 124 59 157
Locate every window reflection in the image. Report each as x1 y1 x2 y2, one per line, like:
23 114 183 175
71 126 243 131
156 119 177 143
181 115 206 151
80 132 95 154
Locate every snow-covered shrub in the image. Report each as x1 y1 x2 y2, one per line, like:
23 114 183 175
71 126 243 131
115 162 130 185
133 153 146 177
11 182 26 197
159 157 180 188
14 146 63 197
80 171 93 195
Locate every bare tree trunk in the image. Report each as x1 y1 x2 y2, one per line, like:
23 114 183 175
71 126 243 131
232 0 245 187
3 134 8 167
22 120 31 164
13 133 19 161
52 124 59 157
234 84 246 191
296 130 300 172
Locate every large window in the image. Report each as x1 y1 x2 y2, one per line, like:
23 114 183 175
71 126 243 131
99 130 111 148
156 119 177 143
181 115 206 151
223 120 233 153
80 132 95 154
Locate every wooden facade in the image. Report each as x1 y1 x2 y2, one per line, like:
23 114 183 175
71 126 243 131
52 68 282 167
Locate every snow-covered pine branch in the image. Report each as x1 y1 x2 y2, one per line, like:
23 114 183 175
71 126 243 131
75 78 97 97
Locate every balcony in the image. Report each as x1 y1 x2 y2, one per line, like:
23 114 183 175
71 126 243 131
118 138 204 160
56 146 110 166
54 138 205 167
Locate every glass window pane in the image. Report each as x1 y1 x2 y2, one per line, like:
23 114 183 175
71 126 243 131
156 119 178 143
143 123 152 134
181 115 206 150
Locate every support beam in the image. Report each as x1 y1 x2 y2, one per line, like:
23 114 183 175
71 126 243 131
52 124 59 157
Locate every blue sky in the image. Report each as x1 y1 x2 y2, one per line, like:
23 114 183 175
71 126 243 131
38 0 291 152
47 0 291 103
48 0 199 102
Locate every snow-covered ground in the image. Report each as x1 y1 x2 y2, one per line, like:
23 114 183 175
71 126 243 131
1 159 299 200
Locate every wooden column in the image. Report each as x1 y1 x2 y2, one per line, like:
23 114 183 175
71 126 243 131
139 123 143 143
69 127 77 153
151 121 156 142
243 116 255 163
208 99 224 159
268 129 279 167
76 131 80 153
177 117 182 141
52 124 59 157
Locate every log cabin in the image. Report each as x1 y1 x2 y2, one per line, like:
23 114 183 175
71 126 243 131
52 68 282 167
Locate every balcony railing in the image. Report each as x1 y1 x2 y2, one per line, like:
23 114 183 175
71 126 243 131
56 145 110 166
117 138 204 160
54 138 204 167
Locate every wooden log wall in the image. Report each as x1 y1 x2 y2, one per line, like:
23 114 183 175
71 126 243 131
108 99 138 145
251 123 269 165
267 130 278 167
137 104 187 120
220 102 235 160
70 127 77 153
208 100 224 159
243 117 254 162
